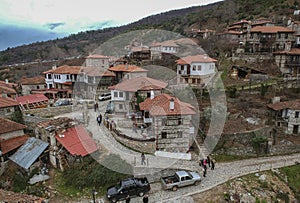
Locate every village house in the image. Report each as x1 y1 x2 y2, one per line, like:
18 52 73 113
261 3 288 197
0 118 28 161
35 117 98 171
0 80 18 99
150 40 179 60
176 54 217 87
16 94 49 110
128 46 151 61
19 76 46 95
108 64 148 83
273 48 300 78
108 76 168 116
139 94 196 153
0 96 19 117
267 98 300 134
84 54 110 69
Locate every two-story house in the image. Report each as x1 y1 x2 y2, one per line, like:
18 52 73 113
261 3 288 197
267 99 300 134
273 48 300 78
176 54 217 87
108 64 148 83
150 40 179 60
139 94 196 153
108 76 168 115
84 54 110 69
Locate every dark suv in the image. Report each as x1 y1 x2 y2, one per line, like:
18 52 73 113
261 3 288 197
106 177 150 202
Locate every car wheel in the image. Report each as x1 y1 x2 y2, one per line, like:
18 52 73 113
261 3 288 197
194 181 200 186
172 186 178 191
139 192 144 197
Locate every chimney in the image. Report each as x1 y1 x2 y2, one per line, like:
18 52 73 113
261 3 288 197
5 79 8 84
52 65 57 70
169 98 175 111
125 63 128 70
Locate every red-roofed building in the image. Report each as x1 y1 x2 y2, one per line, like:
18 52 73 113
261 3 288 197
139 94 196 153
16 94 48 110
35 117 97 171
109 64 148 83
176 54 217 87
268 99 300 134
85 54 110 68
150 40 179 60
0 118 28 160
0 80 17 99
273 48 300 78
19 76 46 95
0 97 19 117
108 76 168 115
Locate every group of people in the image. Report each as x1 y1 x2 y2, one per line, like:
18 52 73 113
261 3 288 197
199 155 215 177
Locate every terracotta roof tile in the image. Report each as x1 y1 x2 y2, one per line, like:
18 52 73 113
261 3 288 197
55 125 98 156
0 118 26 134
176 54 217 65
108 64 148 72
139 93 195 116
108 76 167 92
43 65 82 74
250 26 294 33
0 135 29 154
0 84 17 95
85 54 109 59
151 40 179 47
267 99 300 111
20 76 45 85
0 97 18 108
81 67 115 77
16 94 48 105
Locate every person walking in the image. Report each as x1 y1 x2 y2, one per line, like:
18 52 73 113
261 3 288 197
211 159 215 170
96 115 101 126
207 155 211 168
142 194 149 203
141 153 146 165
125 195 131 203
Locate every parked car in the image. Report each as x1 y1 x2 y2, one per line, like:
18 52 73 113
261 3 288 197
106 177 150 202
161 170 201 191
53 99 72 107
99 92 111 101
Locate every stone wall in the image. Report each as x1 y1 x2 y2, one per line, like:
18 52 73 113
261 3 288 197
23 106 74 118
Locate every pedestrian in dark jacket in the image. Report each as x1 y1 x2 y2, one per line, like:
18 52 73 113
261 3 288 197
142 194 149 203
207 155 211 168
211 159 215 170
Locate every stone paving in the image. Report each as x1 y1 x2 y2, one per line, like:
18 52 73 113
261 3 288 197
60 102 300 203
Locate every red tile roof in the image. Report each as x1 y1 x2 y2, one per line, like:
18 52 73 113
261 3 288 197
0 83 17 95
151 40 179 47
43 65 82 74
267 99 300 111
108 64 148 73
0 81 17 88
81 67 115 77
0 135 29 154
55 125 98 156
139 93 196 116
176 54 217 65
19 76 45 85
250 26 294 33
0 118 26 134
85 54 109 59
0 97 18 108
16 94 48 105
108 76 167 92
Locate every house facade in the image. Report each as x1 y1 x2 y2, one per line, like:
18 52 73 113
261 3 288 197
108 76 167 115
267 99 300 134
0 97 19 117
150 40 179 60
108 64 148 83
84 54 110 69
139 94 196 153
273 48 300 78
19 76 46 95
176 54 217 87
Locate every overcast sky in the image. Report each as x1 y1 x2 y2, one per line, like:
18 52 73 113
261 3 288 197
0 0 222 33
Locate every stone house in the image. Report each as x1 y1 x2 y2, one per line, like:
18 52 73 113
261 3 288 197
108 64 148 83
267 99 300 134
108 76 168 116
273 48 300 78
19 76 46 95
35 117 98 171
150 40 179 60
0 118 28 161
84 54 110 69
0 80 17 99
139 94 196 153
0 96 19 117
176 54 217 87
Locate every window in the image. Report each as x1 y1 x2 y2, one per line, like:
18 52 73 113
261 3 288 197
48 74 52 79
177 131 183 138
295 112 299 118
119 92 123 97
36 86 40 89
192 65 196 71
197 65 201 71
119 104 123 109
161 132 167 139
66 75 70 80
114 92 118 97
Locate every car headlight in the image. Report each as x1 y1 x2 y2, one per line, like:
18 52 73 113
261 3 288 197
107 195 111 198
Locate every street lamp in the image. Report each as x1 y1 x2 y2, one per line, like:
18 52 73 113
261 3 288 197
92 189 96 203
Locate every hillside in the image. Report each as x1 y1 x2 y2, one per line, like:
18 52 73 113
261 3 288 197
0 0 297 66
